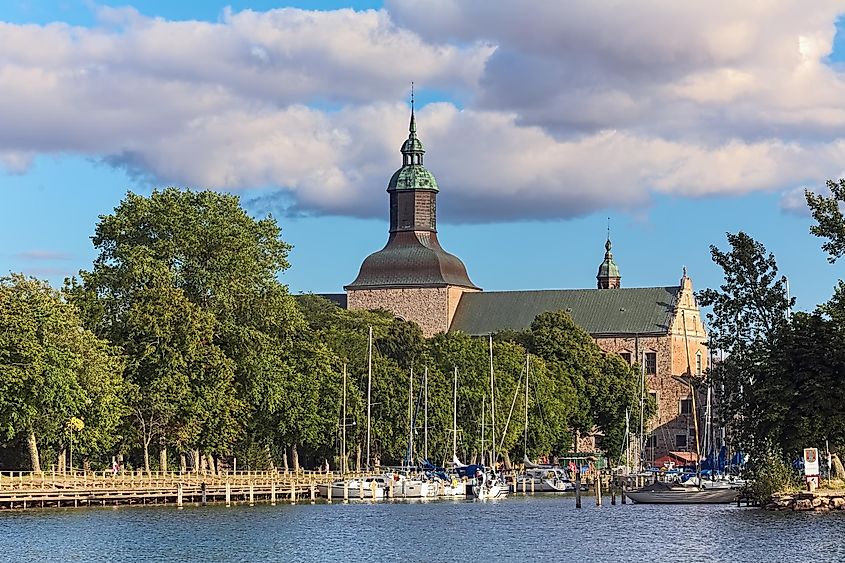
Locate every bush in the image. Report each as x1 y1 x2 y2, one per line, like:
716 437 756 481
748 444 799 503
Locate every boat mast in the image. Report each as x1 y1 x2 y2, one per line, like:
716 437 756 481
407 366 414 468
366 325 373 470
424 367 429 462
523 353 529 457
489 334 496 467
453 366 458 463
342 363 347 475
638 350 645 470
682 310 702 484
481 394 486 467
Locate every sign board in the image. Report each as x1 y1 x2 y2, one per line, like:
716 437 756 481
804 448 820 476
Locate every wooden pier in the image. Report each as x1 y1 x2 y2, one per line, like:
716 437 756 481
0 470 345 510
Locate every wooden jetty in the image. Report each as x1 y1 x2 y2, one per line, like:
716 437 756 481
0 469 347 510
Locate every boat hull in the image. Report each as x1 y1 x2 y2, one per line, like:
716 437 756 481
625 488 738 504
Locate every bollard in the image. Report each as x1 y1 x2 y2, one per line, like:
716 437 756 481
531 478 535 495
575 472 582 508
327 481 333 504
226 482 231 507
595 474 602 507
310 483 316 504
177 483 184 509
621 482 627 504
343 480 349 503
271 481 277 506
201 482 207 506
249 483 255 506
290 480 296 505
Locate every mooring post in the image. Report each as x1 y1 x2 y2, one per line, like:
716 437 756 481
369 479 377 501
358 480 364 500
521 477 526 495
225 482 231 507
575 471 582 508
595 473 602 507
271 481 277 506
310 482 316 504
621 480 627 504
201 482 207 506
343 480 349 503
611 476 617 505
249 483 254 506
290 479 296 505
327 480 333 504
177 483 184 509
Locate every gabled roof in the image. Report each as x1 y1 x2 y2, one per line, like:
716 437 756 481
449 286 679 336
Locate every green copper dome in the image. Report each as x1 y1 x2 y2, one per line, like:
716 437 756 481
597 238 621 278
388 108 439 192
388 164 439 191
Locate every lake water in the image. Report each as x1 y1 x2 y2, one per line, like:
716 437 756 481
2 495 844 562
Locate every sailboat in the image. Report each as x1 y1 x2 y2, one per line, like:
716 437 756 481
627 316 739 504
325 326 387 500
472 336 508 500
513 354 575 493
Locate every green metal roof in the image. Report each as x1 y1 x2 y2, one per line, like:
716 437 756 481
597 239 620 278
449 286 679 336
388 164 439 191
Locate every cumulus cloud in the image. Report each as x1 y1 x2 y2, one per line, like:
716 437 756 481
1 2 845 222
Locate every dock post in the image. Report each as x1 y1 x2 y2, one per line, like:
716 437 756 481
327 481 333 504
290 479 296 505
343 481 349 503
595 473 602 507
249 483 254 506
611 477 616 505
531 478 535 495
271 481 277 506
177 483 183 509
369 479 377 501
201 482 207 506
621 482 627 504
226 482 231 507
575 472 582 509
310 482 316 504
358 480 364 500
521 478 526 495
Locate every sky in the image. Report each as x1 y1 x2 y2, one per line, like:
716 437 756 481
3 1 845 313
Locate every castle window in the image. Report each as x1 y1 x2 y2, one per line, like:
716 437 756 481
675 434 688 448
695 352 702 375
646 435 657 449
680 398 693 415
645 352 657 375
620 352 632 364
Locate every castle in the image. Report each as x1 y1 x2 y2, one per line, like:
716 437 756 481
341 106 708 463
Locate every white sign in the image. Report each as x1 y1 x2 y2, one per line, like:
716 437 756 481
804 448 820 476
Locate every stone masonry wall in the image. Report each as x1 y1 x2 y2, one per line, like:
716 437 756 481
347 287 449 337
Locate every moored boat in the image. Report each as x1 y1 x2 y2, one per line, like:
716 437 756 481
625 481 738 504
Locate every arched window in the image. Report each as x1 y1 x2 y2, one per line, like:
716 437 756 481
695 351 702 375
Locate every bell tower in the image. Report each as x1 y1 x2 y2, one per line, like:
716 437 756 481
345 92 479 336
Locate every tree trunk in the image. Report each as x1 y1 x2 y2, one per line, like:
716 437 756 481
355 444 361 472
180 453 187 474
58 449 66 475
282 447 289 474
160 445 168 473
292 443 300 472
26 427 41 473
143 442 151 475
192 449 201 474
207 454 217 476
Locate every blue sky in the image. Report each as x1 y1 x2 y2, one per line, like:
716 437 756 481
2 1 845 313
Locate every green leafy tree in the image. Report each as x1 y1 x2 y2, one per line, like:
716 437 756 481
697 232 793 453
0 275 125 471
806 179 845 263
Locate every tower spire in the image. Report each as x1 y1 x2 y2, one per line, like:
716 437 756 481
409 82 416 134
597 221 621 289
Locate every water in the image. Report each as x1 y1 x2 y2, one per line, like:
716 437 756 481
2 496 844 562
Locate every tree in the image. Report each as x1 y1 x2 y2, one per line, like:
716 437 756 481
698 232 793 454
0 275 124 471
74 188 304 469
806 179 845 263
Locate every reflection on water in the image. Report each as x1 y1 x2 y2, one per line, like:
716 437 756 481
2 495 844 562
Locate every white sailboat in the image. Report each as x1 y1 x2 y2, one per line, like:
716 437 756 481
473 336 508 500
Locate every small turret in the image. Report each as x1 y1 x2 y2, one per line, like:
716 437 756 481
597 236 621 289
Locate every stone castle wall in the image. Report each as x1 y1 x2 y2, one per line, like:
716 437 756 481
347 286 478 337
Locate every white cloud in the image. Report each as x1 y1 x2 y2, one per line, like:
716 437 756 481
1 2 845 222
